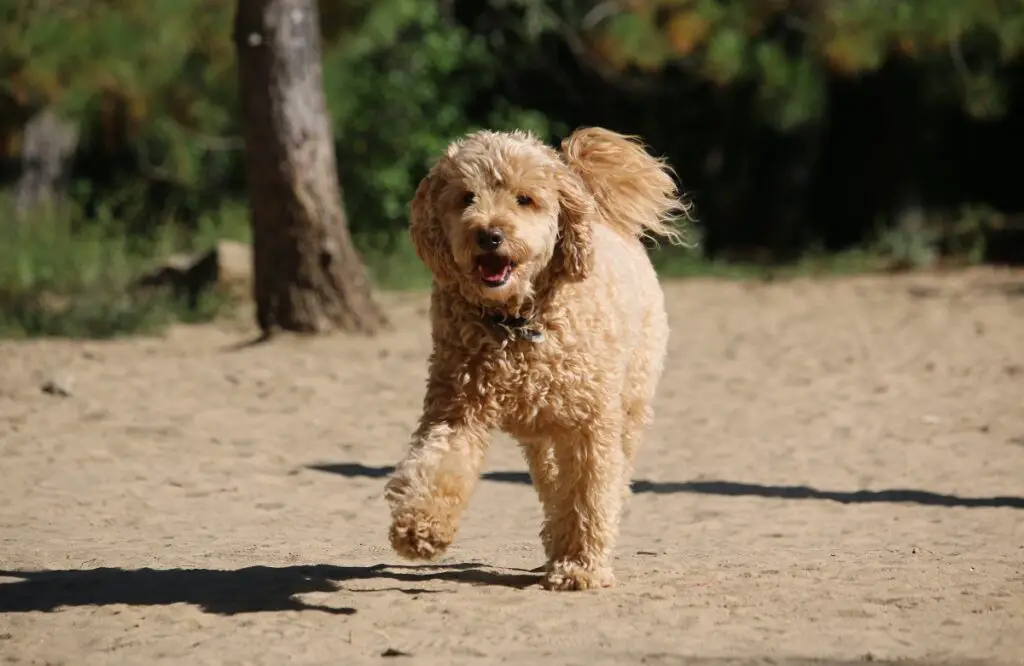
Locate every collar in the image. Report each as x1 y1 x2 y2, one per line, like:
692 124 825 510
484 310 545 344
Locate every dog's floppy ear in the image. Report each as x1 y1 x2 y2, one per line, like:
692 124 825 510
551 167 595 282
409 167 459 286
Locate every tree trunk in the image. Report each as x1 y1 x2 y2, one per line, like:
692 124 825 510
233 0 388 335
14 107 79 222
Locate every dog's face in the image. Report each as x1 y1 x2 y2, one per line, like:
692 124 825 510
410 130 594 306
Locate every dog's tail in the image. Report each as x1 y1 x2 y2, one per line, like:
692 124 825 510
560 127 694 246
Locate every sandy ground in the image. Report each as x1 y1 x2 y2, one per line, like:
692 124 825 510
1 268 1023 666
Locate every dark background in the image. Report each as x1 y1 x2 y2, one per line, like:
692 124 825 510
3 0 1023 276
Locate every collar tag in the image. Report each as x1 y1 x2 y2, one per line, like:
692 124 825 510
486 311 545 344
519 328 545 343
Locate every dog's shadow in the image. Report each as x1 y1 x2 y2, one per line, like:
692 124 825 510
0 562 541 616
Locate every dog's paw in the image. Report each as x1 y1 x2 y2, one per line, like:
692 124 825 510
389 507 456 561
542 561 615 591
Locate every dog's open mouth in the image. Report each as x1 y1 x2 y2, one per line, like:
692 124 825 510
476 254 515 287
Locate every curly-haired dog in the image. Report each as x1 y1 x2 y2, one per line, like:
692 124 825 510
384 127 687 591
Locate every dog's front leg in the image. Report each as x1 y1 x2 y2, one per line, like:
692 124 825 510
541 413 625 591
384 399 489 561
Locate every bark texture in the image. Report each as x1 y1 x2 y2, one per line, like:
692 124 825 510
234 0 388 334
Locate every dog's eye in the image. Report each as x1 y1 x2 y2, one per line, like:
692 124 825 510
515 194 533 206
462 192 475 206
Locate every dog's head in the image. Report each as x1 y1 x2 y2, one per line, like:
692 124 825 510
409 130 594 307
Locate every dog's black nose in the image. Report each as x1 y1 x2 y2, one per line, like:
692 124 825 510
475 227 504 251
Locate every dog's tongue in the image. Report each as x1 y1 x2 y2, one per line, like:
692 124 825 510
478 256 511 282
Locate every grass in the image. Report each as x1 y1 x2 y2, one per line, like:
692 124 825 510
0 197 990 340
357 232 434 291
0 200 250 339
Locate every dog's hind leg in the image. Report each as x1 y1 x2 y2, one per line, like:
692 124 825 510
620 302 668 496
620 402 652 498
540 409 626 591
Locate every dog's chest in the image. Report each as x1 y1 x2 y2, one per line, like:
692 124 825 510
475 343 599 432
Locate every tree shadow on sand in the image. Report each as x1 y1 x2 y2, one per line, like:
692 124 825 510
0 562 540 616
309 463 1024 510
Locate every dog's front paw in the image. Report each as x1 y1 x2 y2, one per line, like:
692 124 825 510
389 507 456 561
542 561 615 591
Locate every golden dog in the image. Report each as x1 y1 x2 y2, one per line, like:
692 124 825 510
385 127 688 590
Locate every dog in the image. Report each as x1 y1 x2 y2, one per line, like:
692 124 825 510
384 127 688 590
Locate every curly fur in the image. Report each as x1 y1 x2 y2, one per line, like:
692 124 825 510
385 126 687 591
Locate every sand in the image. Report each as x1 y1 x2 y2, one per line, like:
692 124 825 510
1 268 1022 666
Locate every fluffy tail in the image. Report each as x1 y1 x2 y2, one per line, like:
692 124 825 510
560 127 694 246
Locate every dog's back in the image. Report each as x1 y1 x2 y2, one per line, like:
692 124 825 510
560 127 685 410
555 126 693 478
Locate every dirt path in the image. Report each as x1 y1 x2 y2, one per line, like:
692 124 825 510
1 269 1022 666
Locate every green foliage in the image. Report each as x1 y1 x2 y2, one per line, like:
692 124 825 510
582 0 1024 129
0 195 236 339
1 0 554 241
0 0 1019 340
323 0 555 239
753 42 826 131
1 0 238 184
6 0 1019 226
